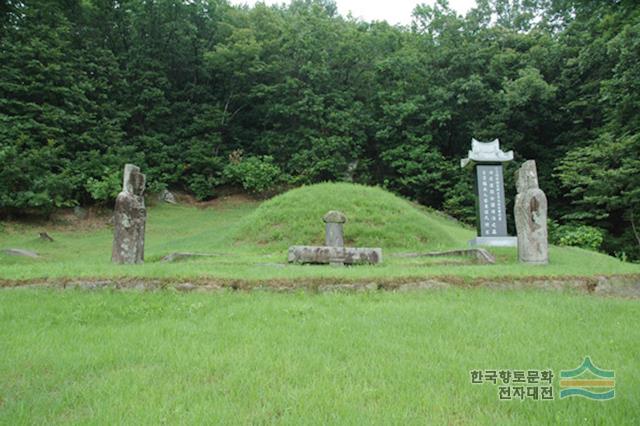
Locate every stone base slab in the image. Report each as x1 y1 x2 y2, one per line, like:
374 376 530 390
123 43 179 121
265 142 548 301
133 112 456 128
288 246 382 265
468 236 517 247
519 259 549 265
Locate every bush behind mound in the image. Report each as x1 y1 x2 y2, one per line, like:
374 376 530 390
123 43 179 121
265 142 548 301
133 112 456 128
234 183 462 249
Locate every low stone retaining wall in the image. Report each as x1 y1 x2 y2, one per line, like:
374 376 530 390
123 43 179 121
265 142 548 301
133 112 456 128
2 275 639 298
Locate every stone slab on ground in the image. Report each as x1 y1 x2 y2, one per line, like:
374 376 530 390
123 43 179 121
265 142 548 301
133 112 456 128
2 248 39 258
161 252 222 262
288 245 382 265
393 248 496 264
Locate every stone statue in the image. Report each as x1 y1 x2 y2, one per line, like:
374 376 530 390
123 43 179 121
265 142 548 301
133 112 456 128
514 160 548 264
112 164 146 264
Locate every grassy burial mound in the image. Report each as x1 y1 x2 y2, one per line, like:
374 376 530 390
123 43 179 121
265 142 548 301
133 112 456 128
234 183 471 250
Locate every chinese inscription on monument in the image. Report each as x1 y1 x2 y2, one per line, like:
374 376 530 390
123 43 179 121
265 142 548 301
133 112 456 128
476 165 507 237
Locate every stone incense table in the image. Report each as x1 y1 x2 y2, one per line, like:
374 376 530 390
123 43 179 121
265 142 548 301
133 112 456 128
514 160 548 264
112 164 147 264
289 211 382 267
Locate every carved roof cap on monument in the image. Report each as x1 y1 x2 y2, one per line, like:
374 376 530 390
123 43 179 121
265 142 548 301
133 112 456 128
461 138 514 168
323 210 347 224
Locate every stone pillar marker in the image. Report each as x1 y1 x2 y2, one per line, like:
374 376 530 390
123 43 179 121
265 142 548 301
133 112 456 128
461 138 517 247
323 210 346 266
514 160 548 264
323 210 346 247
112 164 147 264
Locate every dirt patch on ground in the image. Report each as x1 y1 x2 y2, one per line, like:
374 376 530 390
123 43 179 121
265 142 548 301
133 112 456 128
1 207 112 234
0 192 258 235
155 190 258 209
2 274 639 299
187 193 258 209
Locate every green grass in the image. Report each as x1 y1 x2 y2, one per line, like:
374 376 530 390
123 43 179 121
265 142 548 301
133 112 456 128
0 183 638 282
1 185 638 423
1 288 638 424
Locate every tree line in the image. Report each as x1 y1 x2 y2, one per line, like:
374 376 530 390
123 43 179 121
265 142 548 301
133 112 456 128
1 0 639 259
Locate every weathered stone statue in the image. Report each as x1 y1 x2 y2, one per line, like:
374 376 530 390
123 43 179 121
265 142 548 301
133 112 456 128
514 160 548 264
323 210 346 247
112 164 146 264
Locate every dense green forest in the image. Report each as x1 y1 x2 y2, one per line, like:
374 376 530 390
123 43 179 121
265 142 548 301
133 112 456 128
1 0 639 260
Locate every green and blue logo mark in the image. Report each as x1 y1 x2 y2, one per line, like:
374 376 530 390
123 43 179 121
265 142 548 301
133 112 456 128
559 357 615 400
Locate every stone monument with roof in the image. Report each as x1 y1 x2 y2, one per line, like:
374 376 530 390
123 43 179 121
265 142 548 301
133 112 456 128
461 138 517 247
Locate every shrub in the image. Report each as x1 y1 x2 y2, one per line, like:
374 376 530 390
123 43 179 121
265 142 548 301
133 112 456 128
223 155 285 194
380 144 452 208
0 137 76 212
85 169 122 204
551 224 604 251
287 136 353 183
183 152 225 201
442 177 476 225
146 179 168 195
187 175 220 201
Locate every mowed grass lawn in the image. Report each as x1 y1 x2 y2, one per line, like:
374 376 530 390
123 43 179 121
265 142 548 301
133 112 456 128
1 185 639 283
1 288 638 424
